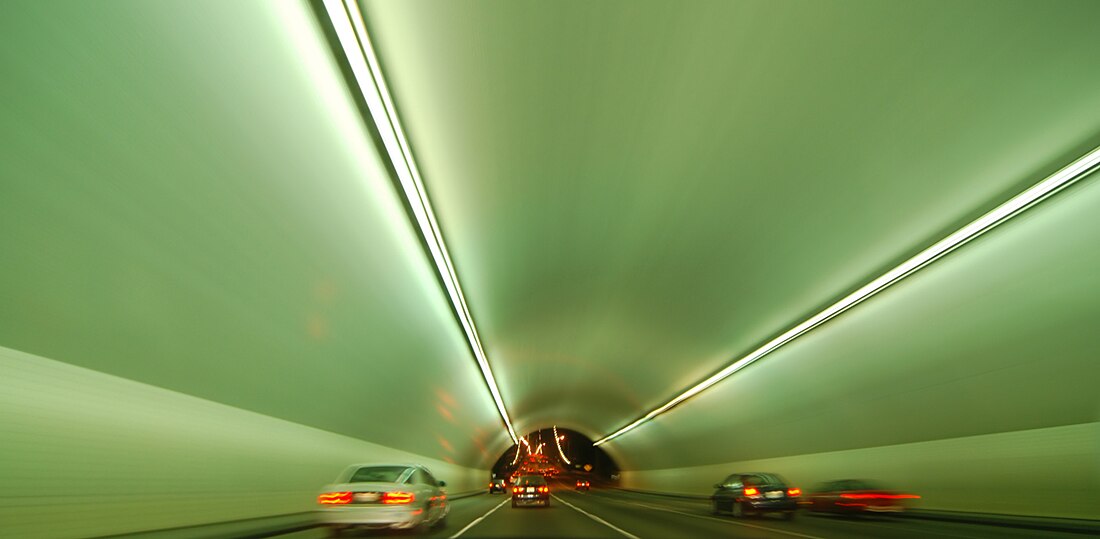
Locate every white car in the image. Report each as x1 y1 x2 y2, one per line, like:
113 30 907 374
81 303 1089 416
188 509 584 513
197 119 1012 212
317 463 449 536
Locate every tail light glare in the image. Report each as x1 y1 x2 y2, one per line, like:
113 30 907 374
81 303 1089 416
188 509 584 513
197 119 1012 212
381 492 415 504
513 486 522 493
743 487 760 497
788 488 801 497
318 491 352 505
538 486 549 493
840 493 921 500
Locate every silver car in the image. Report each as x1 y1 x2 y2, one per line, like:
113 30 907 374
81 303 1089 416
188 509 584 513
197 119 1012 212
317 463 449 536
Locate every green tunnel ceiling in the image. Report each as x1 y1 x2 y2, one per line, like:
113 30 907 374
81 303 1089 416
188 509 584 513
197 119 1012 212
2 0 1099 475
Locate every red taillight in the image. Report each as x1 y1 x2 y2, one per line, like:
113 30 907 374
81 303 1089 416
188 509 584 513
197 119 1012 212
513 486 522 493
743 487 759 497
788 488 801 497
381 491 415 504
840 493 920 500
538 486 548 493
318 491 352 505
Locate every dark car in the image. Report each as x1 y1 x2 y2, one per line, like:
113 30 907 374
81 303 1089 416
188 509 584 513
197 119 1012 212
711 472 799 520
575 480 590 491
488 479 507 494
511 474 550 508
806 479 919 515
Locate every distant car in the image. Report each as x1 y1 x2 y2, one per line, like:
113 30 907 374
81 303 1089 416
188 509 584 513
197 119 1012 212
317 463 448 536
711 472 799 520
511 474 550 508
489 479 507 493
575 480 590 491
806 479 919 515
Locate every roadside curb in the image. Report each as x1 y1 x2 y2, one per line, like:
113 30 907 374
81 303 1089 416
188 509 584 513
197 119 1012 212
900 509 1100 535
90 512 319 539
449 489 489 500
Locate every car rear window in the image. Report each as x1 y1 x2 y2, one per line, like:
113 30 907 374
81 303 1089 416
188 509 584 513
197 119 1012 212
517 475 546 486
743 474 786 487
348 466 411 483
841 479 882 491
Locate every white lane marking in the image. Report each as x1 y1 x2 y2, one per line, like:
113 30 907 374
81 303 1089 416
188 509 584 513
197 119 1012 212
551 494 641 539
594 494 826 539
448 497 509 539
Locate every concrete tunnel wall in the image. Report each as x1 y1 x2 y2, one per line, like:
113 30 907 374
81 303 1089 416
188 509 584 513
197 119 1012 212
619 423 1099 518
606 158 1100 520
0 346 489 538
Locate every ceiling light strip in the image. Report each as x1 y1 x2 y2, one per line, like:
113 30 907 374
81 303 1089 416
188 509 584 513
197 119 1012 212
595 145 1100 446
323 0 517 444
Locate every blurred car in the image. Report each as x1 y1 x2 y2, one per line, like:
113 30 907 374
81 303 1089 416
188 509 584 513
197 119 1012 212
511 474 550 507
575 480 590 491
488 478 507 493
711 472 800 520
806 479 919 515
317 463 448 536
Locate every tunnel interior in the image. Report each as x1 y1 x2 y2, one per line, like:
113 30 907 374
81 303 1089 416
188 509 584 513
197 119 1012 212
1 0 1099 537
490 428 620 482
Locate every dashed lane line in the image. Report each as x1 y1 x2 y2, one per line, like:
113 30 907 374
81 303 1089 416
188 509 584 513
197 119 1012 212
448 497 509 539
552 494 642 539
586 492 827 539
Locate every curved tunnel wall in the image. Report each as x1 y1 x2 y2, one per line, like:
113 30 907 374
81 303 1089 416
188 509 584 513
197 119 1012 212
0 346 489 537
0 1 506 536
606 163 1100 519
3 0 1099 536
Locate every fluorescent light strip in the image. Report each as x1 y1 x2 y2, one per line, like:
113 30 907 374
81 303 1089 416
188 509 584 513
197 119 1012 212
323 0 517 444
595 145 1100 446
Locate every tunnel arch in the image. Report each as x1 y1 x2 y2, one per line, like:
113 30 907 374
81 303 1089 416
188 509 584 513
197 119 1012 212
488 427 623 481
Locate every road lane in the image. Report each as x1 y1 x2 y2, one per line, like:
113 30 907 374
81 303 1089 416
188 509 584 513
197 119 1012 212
275 482 1084 538
553 486 810 539
556 484 1079 539
277 492 505 538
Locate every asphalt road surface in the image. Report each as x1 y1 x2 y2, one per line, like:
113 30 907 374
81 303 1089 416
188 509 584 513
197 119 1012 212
279 479 1082 539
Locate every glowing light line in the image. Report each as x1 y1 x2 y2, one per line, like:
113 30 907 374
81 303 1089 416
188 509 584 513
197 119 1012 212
510 436 528 465
322 0 517 444
553 425 572 464
595 145 1100 446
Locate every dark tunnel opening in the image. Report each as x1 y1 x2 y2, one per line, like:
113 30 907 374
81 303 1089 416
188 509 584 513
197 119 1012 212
490 428 620 483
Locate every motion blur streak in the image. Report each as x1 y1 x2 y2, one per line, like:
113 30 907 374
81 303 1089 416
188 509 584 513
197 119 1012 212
595 144 1100 446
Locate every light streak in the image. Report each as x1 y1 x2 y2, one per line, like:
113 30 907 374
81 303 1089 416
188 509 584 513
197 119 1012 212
595 145 1100 446
553 425 572 464
321 0 517 444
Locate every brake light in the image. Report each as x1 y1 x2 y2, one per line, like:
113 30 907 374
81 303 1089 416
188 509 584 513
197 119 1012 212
381 492 415 504
538 486 549 493
513 486 522 493
840 493 921 500
743 487 759 497
318 492 352 505
788 488 801 497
